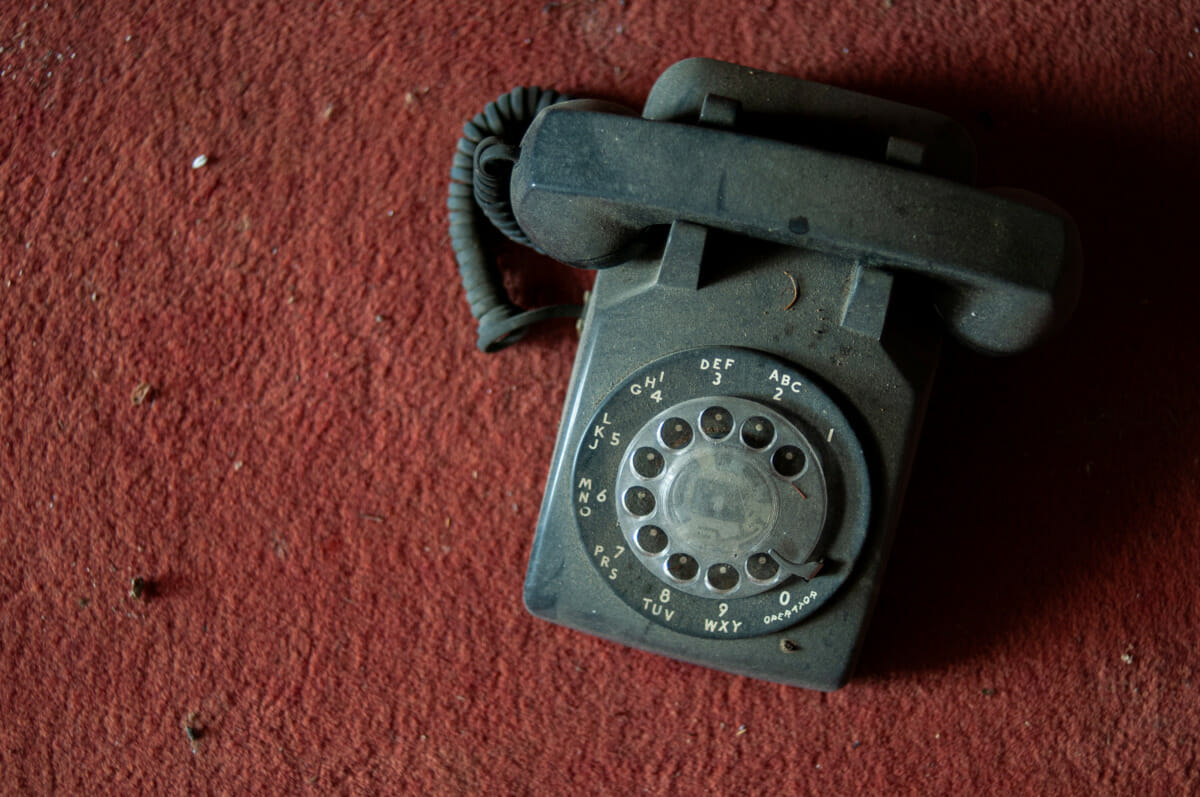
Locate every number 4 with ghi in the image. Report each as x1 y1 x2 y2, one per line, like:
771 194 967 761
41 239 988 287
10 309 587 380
629 371 666 403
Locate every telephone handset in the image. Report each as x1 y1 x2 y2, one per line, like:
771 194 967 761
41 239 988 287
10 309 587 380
449 58 1081 689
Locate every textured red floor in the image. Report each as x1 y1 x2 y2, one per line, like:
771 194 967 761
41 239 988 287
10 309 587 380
2 0 1198 793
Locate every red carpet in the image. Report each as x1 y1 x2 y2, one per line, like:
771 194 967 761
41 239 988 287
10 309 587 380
2 1 1198 792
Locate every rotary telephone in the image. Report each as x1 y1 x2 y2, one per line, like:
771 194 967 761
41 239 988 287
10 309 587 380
448 58 1081 689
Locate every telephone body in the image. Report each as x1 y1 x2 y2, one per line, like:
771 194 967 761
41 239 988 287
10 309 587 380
455 59 1081 689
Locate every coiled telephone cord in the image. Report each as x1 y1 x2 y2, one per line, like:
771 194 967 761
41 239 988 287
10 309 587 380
448 86 581 352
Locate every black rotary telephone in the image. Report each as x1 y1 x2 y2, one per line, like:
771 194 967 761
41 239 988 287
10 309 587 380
448 58 1080 689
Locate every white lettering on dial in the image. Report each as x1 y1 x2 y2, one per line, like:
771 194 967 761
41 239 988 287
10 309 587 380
591 544 625 581
703 618 744 633
587 412 619 449
699 357 736 386
577 477 606 515
640 597 676 622
629 371 665 404
768 368 803 401
763 590 819 625
703 600 743 633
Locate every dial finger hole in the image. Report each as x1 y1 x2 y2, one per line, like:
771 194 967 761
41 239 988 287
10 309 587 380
623 486 656 516
700 406 733 439
666 553 698 582
772 445 806 478
632 447 664 479
636 525 668 554
746 552 779 581
706 563 739 591
659 418 693 450
741 416 775 449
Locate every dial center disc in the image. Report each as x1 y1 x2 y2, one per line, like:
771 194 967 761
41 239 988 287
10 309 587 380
666 450 777 550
